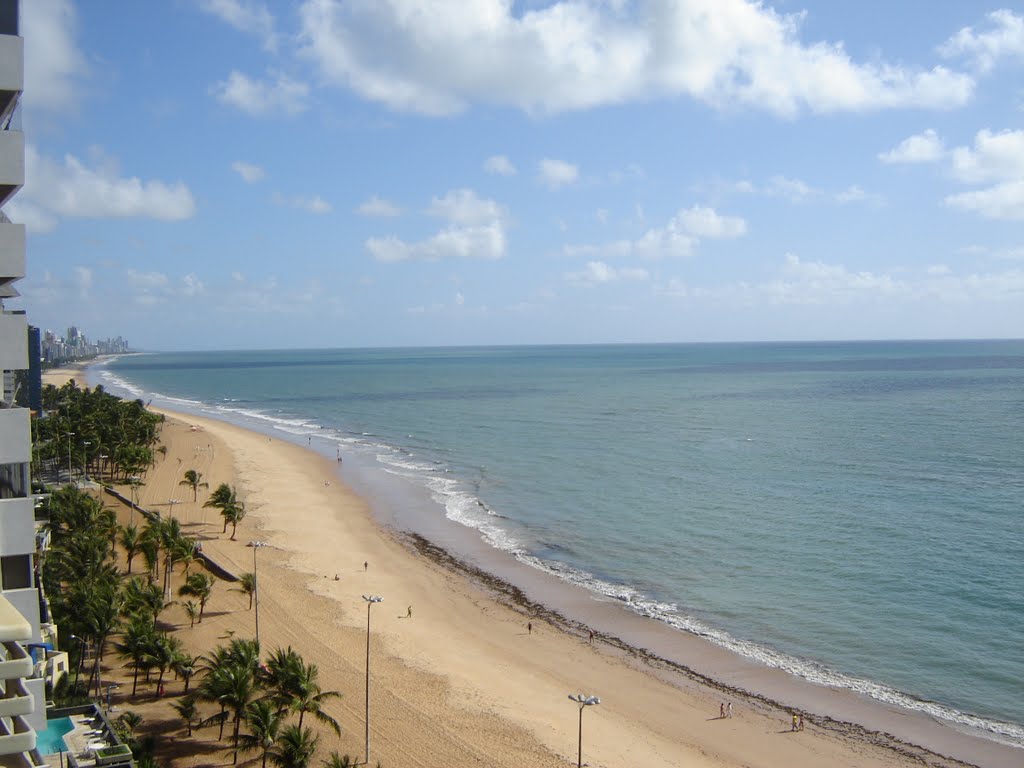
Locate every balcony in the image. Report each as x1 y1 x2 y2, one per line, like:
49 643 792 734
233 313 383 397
0 641 29 681
0 309 25 371
0 410 28 464
0 677 31 718
0 223 23 291
0 130 21 209
0 34 21 127
0 715 34 757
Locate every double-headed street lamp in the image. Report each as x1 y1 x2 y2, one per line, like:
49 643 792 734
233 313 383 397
246 541 267 646
82 441 91 483
568 693 601 768
362 594 383 766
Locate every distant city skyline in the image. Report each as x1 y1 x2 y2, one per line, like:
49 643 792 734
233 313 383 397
10 1 1024 350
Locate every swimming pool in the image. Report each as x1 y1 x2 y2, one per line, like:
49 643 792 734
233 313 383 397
36 716 73 755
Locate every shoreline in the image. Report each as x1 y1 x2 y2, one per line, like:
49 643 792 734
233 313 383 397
53 361 1023 767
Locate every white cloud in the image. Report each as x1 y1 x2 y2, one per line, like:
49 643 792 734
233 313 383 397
366 189 507 262
9 146 196 231
940 129 1024 220
273 192 332 214
366 223 505 263
539 158 579 188
565 260 650 287
198 0 278 52
356 195 401 217
878 129 945 164
297 0 973 116
564 205 745 260
484 155 517 176
73 266 92 299
22 0 87 114
939 9 1024 73
678 206 747 238
231 161 265 183
945 181 1024 221
765 175 820 202
427 189 506 225
211 70 309 116
949 129 1024 183
126 270 170 289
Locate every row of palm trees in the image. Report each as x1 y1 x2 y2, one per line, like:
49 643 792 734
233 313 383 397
44 477 360 766
172 638 348 767
34 381 164 483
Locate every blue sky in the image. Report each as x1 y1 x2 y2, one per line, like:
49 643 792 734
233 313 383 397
10 0 1024 350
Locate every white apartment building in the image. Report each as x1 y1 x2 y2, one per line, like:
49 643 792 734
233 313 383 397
0 0 47 761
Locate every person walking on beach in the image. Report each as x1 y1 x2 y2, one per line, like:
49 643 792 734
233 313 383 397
798 714 804 731
719 703 725 719
727 702 733 718
527 622 532 635
791 713 799 732
364 561 368 572
407 605 412 618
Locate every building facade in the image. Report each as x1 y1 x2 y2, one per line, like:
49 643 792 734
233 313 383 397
0 0 48 760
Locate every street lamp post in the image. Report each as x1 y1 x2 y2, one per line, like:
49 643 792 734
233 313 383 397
128 476 140 526
70 634 86 689
82 441 91 483
568 693 601 768
247 541 267 646
66 431 74 484
362 594 383 766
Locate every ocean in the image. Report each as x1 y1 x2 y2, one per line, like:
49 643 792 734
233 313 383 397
92 340 1024 748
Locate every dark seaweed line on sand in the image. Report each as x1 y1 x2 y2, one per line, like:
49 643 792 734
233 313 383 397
405 532 980 768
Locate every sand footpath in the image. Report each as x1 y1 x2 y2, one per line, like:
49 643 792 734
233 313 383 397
43 365 1015 767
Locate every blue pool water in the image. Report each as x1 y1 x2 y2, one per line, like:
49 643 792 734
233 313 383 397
36 716 73 755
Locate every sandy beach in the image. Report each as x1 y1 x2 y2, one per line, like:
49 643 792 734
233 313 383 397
42 365 1019 768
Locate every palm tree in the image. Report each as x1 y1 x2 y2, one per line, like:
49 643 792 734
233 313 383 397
172 693 199 736
236 699 282 768
205 483 237 533
179 469 209 502
182 600 201 629
321 752 355 768
173 652 200 694
269 725 319 768
220 664 257 758
178 572 214 622
235 573 257 610
119 524 141 574
288 661 341 735
223 499 247 541
145 632 182 698
114 617 155 696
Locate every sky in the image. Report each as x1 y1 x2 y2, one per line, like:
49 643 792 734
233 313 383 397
9 0 1024 351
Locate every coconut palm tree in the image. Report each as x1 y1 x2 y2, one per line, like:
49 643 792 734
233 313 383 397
235 573 257 610
115 617 155 696
288 661 341 735
173 652 200 694
236 699 283 768
269 725 319 768
179 469 209 502
205 483 237 533
172 693 199 736
119 524 141 574
182 600 201 629
178 572 214 622
320 753 355 768
223 499 247 541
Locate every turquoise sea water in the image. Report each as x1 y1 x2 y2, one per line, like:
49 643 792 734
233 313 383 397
96 341 1024 746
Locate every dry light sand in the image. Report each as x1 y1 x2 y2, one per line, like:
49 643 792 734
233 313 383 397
42 366 1018 768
